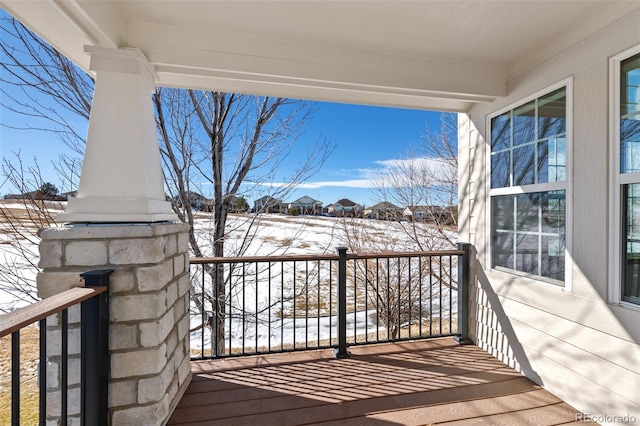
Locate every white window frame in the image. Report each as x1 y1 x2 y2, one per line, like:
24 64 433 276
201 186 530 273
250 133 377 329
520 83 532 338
609 43 640 310
486 78 573 289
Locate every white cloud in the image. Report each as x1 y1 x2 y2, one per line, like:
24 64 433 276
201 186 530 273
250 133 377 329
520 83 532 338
250 179 376 189
246 155 454 191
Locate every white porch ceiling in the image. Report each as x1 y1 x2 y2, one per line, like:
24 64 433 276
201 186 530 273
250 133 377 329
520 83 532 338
2 0 638 112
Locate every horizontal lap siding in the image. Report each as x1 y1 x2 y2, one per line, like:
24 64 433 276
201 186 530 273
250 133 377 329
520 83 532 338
462 5 640 421
470 271 640 418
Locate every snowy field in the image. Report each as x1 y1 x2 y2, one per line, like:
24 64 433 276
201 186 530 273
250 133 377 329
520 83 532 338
0 205 459 353
188 213 459 354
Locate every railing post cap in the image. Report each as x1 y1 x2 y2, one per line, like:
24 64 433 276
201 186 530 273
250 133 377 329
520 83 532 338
80 269 114 287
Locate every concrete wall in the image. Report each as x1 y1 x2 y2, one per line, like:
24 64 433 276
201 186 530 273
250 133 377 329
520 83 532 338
459 8 640 422
37 223 191 425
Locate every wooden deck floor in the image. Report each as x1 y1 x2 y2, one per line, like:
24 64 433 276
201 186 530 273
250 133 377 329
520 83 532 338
168 338 581 425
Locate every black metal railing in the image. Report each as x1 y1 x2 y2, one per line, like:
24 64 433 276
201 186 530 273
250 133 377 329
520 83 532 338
190 244 471 359
0 269 111 426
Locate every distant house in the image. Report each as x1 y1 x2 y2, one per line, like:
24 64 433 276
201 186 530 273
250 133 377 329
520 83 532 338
327 198 363 217
3 190 68 202
402 205 452 223
364 201 402 220
287 195 323 215
173 191 210 211
61 191 78 201
3 193 23 200
253 196 284 214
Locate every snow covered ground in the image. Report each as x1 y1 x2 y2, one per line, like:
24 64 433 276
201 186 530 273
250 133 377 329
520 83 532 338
189 214 458 353
0 207 458 353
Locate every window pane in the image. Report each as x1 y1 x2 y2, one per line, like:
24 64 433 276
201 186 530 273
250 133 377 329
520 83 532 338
513 144 535 186
623 183 640 303
516 193 539 233
491 191 565 283
512 101 536 146
621 53 640 174
538 137 566 183
492 197 514 270
492 194 514 230
622 53 640 117
541 236 565 280
538 87 566 139
515 234 539 275
491 113 511 151
491 151 511 188
541 192 565 234
492 233 514 270
621 54 640 304
491 86 567 187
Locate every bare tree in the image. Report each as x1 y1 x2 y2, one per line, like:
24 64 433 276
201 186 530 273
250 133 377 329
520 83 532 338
338 217 455 339
154 87 333 352
0 15 92 158
373 112 458 251
2 17 334 352
0 155 79 312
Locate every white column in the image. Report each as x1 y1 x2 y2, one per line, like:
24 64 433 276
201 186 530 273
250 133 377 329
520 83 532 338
58 46 176 223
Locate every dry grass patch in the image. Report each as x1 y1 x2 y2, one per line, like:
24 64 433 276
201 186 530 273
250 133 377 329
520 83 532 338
189 317 458 358
0 324 40 425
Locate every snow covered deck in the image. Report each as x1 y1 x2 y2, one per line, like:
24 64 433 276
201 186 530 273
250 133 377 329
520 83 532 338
168 338 581 425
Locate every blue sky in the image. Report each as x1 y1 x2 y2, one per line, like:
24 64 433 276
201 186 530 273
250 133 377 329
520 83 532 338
1 97 448 207
253 102 446 207
0 9 450 208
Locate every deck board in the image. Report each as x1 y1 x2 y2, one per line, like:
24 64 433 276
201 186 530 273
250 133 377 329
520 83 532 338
168 339 581 425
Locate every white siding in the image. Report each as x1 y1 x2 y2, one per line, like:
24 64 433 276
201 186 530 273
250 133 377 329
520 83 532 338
460 8 640 421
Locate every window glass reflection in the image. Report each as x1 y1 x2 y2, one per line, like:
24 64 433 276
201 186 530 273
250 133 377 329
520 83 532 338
491 88 566 188
491 114 511 151
491 191 565 283
491 151 511 189
621 53 640 174
512 101 536 146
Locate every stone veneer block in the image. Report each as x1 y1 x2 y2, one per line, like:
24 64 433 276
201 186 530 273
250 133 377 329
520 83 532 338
174 254 185 276
177 273 190 298
165 234 178 257
136 259 174 292
111 402 169 426
37 223 191 425
66 240 108 266
110 293 167 322
109 380 138 407
109 268 136 294
38 240 63 268
109 237 166 265
111 344 167 379
46 327 81 357
166 281 178 309
140 309 175 348
138 360 175 404
110 323 138 351
164 328 178 360
177 231 189 252
37 272 84 298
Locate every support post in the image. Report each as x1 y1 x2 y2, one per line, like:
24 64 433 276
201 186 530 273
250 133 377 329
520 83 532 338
454 243 473 345
80 269 112 426
335 247 351 358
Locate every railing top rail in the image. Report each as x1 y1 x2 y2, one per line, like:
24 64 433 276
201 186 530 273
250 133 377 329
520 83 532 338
0 286 107 338
191 254 340 264
190 249 464 264
349 250 464 260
